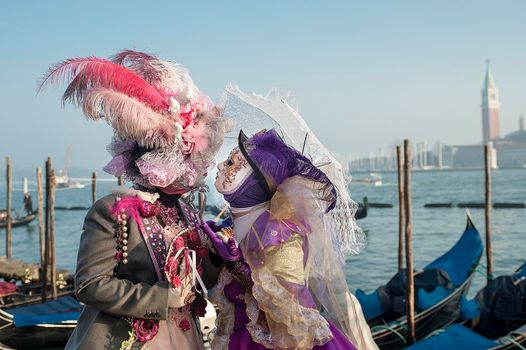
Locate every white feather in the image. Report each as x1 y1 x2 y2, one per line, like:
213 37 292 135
82 87 175 148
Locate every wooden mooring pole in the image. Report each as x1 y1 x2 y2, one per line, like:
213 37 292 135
92 171 97 204
484 145 493 284
49 168 57 299
117 175 124 186
5 157 12 259
404 140 415 344
396 146 405 271
42 157 51 301
36 167 45 266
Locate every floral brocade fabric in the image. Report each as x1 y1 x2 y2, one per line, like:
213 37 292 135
112 193 209 348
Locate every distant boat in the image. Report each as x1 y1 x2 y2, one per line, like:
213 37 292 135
0 189 37 228
351 173 383 186
355 197 368 220
55 172 85 189
0 213 36 229
356 215 483 349
55 146 86 189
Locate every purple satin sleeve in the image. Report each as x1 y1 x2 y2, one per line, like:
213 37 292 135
244 211 310 268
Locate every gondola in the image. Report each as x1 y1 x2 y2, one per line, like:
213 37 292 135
355 197 368 220
0 294 81 349
355 214 483 350
1 279 75 308
405 262 526 350
0 214 36 229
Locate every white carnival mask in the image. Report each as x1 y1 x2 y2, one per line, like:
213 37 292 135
214 147 253 195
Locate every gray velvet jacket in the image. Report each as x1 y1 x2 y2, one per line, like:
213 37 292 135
65 194 220 350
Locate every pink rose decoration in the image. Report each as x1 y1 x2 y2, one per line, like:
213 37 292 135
140 202 160 217
197 247 208 258
175 236 185 250
132 319 159 342
188 229 198 242
170 274 181 288
178 103 197 128
178 318 191 332
192 294 207 318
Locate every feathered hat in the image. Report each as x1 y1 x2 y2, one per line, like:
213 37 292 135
238 129 337 212
39 50 232 193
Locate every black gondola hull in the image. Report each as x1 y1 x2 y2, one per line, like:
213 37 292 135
0 323 75 349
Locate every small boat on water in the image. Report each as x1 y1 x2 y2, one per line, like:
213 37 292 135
0 295 80 349
55 173 85 189
352 172 383 186
355 197 368 220
405 262 526 350
0 211 36 229
356 215 483 349
0 191 37 228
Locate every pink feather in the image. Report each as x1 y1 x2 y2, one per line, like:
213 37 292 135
111 197 145 232
82 87 175 148
38 57 170 112
111 50 163 85
111 50 198 102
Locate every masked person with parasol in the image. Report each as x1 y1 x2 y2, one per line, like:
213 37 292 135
203 129 378 350
39 50 232 350
202 85 378 350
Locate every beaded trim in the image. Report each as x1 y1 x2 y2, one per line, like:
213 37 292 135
115 197 130 264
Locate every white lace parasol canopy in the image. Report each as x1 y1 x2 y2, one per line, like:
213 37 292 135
216 84 366 259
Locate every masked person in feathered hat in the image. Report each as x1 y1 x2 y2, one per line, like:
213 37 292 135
201 129 378 350
40 50 232 350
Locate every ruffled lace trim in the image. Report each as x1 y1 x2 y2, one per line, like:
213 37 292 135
111 188 160 203
246 267 333 350
210 268 235 350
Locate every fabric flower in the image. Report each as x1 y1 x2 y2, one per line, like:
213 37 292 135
175 236 185 250
132 319 159 342
139 202 160 217
178 318 191 332
196 247 208 259
192 294 207 318
170 274 181 288
178 103 198 128
188 229 199 243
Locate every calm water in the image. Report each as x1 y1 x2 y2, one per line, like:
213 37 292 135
0 169 525 298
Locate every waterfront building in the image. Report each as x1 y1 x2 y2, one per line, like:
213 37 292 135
349 62 526 172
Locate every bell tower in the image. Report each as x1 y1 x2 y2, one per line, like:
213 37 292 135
481 60 500 144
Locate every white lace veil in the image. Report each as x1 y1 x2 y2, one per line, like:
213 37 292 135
218 84 366 260
217 85 377 349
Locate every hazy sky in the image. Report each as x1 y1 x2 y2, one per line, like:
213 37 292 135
1 1 525 172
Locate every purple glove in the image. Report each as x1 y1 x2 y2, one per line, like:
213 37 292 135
200 221 253 291
200 221 242 262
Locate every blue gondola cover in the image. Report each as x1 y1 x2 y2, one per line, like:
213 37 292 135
356 218 483 321
417 286 451 310
9 296 82 327
405 324 498 350
355 289 384 320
